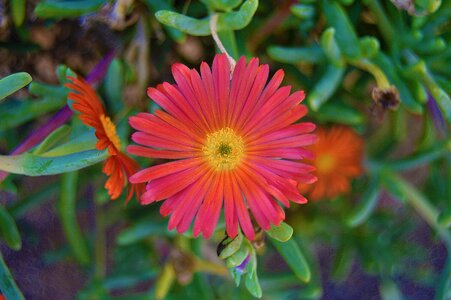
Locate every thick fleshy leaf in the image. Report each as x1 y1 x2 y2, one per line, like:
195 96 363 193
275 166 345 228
34 0 106 18
346 177 380 227
307 65 345 111
320 28 344 67
270 238 311 283
267 45 324 64
245 270 262 298
290 4 315 19
226 244 250 268
0 149 108 176
314 102 364 125
143 0 186 42
57 171 90 265
266 222 293 242
359 36 380 59
218 233 243 259
0 205 21 251
32 125 71 155
155 0 258 36
200 0 242 11
0 72 32 102
322 0 361 58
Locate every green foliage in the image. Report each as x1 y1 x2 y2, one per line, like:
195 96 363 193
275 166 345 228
0 72 32 102
34 0 107 18
155 0 258 36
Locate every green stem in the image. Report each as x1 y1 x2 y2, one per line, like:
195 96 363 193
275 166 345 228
350 58 390 89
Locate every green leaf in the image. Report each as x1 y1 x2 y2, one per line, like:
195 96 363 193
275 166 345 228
346 177 380 227
0 149 108 176
244 269 262 298
270 238 311 283
331 245 353 282
0 251 25 300
104 59 125 114
267 45 325 64
406 60 450 121
34 0 106 19
10 0 26 27
307 65 346 111
290 4 315 19
359 36 380 59
200 0 243 11
314 102 364 125
322 0 361 58
386 140 450 171
0 81 67 130
218 30 239 60
320 28 345 67
226 244 249 268
142 0 186 42
117 219 172 245
219 232 243 259
155 0 258 36
0 72 32 102
32 125 71 155
0 205 21 251
57 171 90 265
266 222 293 242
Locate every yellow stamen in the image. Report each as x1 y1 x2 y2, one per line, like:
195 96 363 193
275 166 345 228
316 153 336 175
203 127 245 171
100 114 121 150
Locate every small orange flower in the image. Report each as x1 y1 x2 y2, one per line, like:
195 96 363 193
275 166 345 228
66 76 145 202
299 126 364 200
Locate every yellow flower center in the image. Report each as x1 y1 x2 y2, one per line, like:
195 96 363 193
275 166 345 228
203 127 245 171
316 153 336 175
100 114 121 150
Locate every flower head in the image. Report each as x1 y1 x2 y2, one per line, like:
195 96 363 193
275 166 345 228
128 54 316 240
299 126 364 201
66 76 144 202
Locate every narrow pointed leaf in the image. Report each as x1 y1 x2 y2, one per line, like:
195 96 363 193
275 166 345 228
155 0 258 36
34 0 106 18
0 252 25 300
0 149 107 176
270 238 311 283
267 45 325 64
0 206 21 250
266 222 293 242
0 72 32 102
346 177 380 227
57 171 90 265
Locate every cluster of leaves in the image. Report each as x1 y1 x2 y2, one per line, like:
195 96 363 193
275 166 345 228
0 0 450 299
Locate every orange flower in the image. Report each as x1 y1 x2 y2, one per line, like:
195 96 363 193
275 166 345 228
299 126 364 200
66 76 144 202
